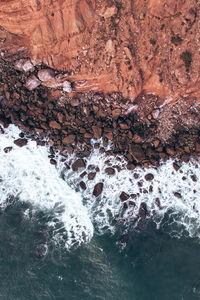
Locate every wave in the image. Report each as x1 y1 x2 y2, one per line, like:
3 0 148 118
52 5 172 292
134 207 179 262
0 124 200 250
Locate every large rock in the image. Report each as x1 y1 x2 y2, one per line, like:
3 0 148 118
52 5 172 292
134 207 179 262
129 144 145 162
14 138 28 147
93 182 103 197
72 159 86 171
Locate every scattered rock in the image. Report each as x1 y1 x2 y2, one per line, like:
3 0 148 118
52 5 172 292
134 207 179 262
92 126 102 139
120 191 129 201
49 120 61 130
130 144 145 162
191 175 197 182
93 182 103 197
166 146 175 156
155 197 161 208
129 200 136 206
174 192 182 198
112 108 121 118
126 162 135 170
62 135 76 144
105 167 115 175
139 202 148 218
14 138 28 147
72 159 86 171
3 146 12 153
50 158 57 165
144 173 154 181
80 181 86 190
173 162 180 171
80 171 87 178
88 172 96 180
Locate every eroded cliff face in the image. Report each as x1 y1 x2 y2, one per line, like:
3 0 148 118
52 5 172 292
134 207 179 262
0 0 199 103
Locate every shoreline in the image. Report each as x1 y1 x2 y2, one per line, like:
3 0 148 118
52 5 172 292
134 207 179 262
0 58 200 171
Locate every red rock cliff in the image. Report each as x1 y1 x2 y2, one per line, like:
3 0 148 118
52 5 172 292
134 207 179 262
0 0 200 102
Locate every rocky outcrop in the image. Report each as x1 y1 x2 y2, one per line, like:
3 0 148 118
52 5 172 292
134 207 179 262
0 0 199 103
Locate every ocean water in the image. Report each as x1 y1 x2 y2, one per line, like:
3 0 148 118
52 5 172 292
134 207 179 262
0 125 200 299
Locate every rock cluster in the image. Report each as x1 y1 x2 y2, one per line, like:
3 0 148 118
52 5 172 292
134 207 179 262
0 59 200 172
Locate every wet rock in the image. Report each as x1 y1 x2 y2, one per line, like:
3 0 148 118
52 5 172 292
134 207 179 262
104 131 113 140
130 193 137 199
105 167 115 175
129 144 145 162
25 75 40 90
72 159 86 171
50 158 57 165
38 69 55 81
62 135 76 144
139 202 148 218
14 138 28 147
126 162 135 170
65 145 74 154
88 172 96 180
158 152 168 161
93 182 103 197
181 154 190 163
173 162 180 171
166 146 175 156
80 171 87 178
3 146 12 153
49 120 61 130
80 181 86 190
144 173 154 181
155 197 161 208
92 125 102 139
174 192 182 198
120 191 129 201
191 175 197 182
123 202 128 209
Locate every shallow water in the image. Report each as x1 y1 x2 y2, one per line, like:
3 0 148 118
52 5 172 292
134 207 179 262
0 125 200 299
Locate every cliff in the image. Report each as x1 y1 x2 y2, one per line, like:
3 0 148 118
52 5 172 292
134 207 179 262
0 0 200 103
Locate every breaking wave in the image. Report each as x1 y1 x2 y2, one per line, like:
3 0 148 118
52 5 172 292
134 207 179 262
0 124 200 250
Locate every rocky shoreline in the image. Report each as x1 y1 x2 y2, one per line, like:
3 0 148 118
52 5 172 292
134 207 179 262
0 58 200 175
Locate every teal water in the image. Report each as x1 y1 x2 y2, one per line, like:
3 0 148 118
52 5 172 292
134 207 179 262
1 125 200 300
1 201 200 300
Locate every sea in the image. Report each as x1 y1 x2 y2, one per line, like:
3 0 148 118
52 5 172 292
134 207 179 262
0 124 200 300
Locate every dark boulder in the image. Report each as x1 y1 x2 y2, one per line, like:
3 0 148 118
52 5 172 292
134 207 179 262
93 182 103 197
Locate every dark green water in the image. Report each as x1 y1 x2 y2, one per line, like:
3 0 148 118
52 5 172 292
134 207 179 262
1 201 200 300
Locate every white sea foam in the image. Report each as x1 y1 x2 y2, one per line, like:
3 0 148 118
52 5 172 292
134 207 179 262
0 125 93 249
0 124 200 250
60 141 200 239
